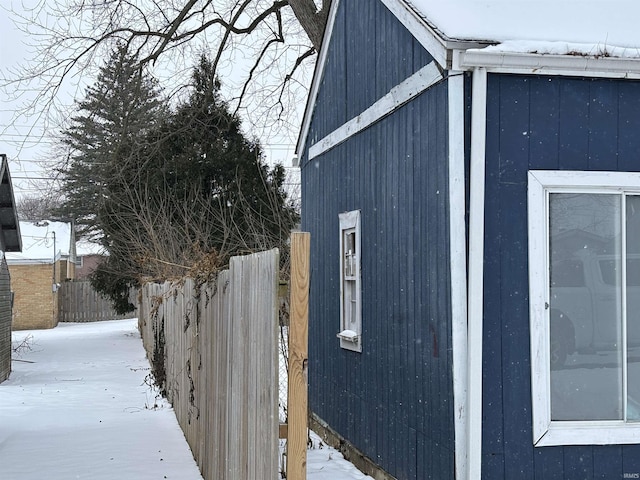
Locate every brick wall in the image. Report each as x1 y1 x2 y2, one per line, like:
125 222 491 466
0 257 13 382
9 263 59 330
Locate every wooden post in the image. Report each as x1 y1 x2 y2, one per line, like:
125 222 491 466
287 232 310 480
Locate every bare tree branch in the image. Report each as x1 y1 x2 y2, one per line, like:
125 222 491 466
3 0 328 146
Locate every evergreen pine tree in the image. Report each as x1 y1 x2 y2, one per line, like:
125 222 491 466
57 43 165 238
58 52 297 313
56 44 165 312
150 55 298 256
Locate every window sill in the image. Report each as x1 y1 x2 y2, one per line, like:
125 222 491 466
337 330 361 352
535 421 640 446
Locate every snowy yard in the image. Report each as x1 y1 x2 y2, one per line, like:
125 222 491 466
0 319 372 480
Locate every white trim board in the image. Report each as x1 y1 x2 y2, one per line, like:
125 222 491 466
380 0 489 70
296 0 479 158
379 0 449 68
308 61 443 160
295 0 341 158
448 72 469 480
528 170 640 447
467 67 487 480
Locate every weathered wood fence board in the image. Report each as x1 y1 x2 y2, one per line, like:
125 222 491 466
138 249 279 480
58 280 137 322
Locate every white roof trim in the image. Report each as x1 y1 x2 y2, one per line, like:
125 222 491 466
381 0 490 67
295 0 341 158
296 0 485 158
298 0 640 158
379 0 449 68
454 48 640 79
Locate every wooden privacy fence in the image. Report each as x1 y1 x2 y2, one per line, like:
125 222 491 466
139 248 281 480
58 280 137 322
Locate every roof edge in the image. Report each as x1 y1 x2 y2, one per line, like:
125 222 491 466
295 0 341 157
0 154 22 252
454 48 640 78
389 0 493 58
296 0 495 157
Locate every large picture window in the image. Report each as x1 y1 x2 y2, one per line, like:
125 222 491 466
529 171 640 446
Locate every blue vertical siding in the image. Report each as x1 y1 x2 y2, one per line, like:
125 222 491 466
299 1 453 477
302 82 454 480
483 73 640 480
308 0 434 145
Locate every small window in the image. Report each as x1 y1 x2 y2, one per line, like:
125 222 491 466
529 171 640 446
337 210 362 352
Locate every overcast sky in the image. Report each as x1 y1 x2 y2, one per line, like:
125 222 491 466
0 4 57 199
0 3 300 203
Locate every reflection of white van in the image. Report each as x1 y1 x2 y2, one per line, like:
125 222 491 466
549 252 640 367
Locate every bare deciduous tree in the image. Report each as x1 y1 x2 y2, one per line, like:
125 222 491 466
92 164 298 313
106 168 297 282
4 1 330 140
16 194 63 221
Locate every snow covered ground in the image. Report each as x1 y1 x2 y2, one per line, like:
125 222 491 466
0 319 372 480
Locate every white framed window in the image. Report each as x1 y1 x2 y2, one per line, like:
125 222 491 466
529 170 640 446
337 210 362 352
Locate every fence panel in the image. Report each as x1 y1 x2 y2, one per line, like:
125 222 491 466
0 258 12 383
58 280 137 322
139 249 280 480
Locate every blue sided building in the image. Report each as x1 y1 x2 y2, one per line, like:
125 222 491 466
296 1 640 479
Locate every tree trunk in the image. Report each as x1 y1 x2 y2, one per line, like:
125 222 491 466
288 0 331 50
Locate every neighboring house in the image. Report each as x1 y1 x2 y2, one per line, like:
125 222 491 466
6 221 76 330
0 154 22 383
297 1 640 479
75 238 106 279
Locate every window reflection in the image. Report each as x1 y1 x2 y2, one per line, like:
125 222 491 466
626 195 640 421
549 193 623 421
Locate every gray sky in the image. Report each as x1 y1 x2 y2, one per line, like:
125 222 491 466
0 3 301 202
0 4 57 199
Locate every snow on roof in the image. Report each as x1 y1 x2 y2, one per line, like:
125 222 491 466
406 1 640 55
5 220 74 264
76 238 106 257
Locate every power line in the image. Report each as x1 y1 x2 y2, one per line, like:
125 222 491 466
12 176 56 180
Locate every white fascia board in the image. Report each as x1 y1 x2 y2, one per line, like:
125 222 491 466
380 0 449 68
296 0 487 158
381 1 490 69
309 61 443 160
454 49 640 79
467 67 487 480
448 71 469 480
295 0 341 158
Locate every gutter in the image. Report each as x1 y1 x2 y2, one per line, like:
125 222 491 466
454 48 640 78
